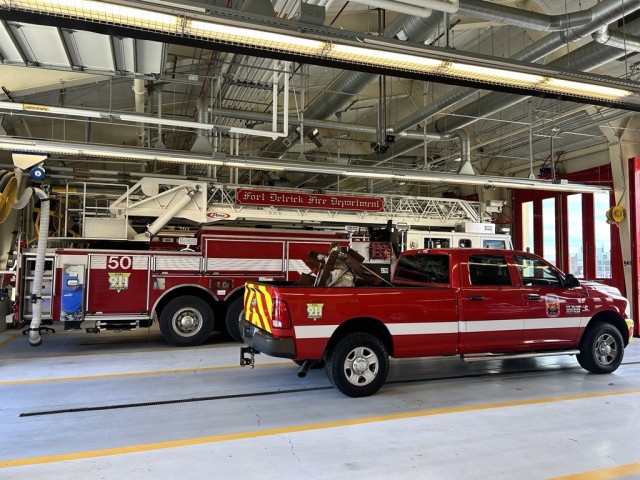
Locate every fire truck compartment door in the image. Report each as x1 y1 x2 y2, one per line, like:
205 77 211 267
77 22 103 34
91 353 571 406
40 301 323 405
204 239 286 275
87 255 150 314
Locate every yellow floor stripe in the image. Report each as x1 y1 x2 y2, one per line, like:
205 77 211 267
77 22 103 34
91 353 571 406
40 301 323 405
0 341 240 361
0 334 18 348
2 387 639 469
0 361 292 386
547 461 640 480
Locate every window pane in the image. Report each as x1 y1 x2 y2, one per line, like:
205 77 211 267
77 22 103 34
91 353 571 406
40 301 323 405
521 201 534 252
594 192 612 278
567 194 583 278
542 198 556 265
514 255 562 287
394 254 449 284
483 239 506 249
469 255 512 286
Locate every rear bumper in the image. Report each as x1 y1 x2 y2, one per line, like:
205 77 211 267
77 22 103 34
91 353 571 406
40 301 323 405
240 318 296 359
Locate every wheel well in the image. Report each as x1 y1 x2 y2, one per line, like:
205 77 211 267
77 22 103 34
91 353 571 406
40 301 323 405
583 311 630 345
324 318 393 358
154 287 218 322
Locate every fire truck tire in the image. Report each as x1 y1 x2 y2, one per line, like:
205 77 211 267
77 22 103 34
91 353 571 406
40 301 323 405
225 297 244 343
576 322 625 374
159 296 214 347
325 332 389 397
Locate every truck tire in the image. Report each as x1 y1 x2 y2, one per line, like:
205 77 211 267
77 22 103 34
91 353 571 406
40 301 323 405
576 322 625 374
225 297 244 343
326 332 389 397
159 296 214 347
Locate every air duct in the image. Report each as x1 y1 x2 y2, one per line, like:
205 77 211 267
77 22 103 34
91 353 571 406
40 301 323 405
260 10 445 159
351 0 640 174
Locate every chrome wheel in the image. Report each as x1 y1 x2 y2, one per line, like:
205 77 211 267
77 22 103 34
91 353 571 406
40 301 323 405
594 333 618 366
172 307 203 337
343 346 379 386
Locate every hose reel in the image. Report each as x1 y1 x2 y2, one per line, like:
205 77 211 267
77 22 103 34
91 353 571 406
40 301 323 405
605 205 626 224
0 169 18 223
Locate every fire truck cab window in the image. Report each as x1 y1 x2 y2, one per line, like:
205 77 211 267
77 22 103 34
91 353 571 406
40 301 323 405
424 237 450 248
395 254 449 284
483 239 507 249
459 239 472 248
468 255 512 286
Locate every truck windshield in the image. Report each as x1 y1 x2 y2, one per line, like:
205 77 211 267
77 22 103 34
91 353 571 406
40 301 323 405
394 254 449 284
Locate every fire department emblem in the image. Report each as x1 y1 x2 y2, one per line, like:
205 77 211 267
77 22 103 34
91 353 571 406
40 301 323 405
545 294 560 318
108 272 131 292
306 303 323 320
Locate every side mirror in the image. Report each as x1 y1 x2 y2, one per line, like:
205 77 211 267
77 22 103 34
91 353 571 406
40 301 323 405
564 273 580 288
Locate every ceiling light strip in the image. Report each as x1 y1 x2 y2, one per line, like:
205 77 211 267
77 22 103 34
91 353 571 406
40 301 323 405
0 101 285 140
0 136 611 192
1 0 636 102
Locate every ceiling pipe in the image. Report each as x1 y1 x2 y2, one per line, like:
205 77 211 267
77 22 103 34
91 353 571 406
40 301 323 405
190 97 213 154
286 0 640 193
348 0 640 178
345 0 437 18
455 0 634 37
260 10 445 159
211 107 439 140
430 23 640 136
132 79 146 147
592 24 640 51
390 0 640 137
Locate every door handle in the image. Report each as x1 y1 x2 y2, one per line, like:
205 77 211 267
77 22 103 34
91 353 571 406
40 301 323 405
467 296 485 301
527 294 542 301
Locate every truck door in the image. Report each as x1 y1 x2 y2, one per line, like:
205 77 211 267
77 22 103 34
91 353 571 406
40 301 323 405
86 254 150 315
512 254 587 347
459 253 525 353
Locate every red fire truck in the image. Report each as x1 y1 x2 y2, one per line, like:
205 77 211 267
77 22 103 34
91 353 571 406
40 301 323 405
6 177 510 346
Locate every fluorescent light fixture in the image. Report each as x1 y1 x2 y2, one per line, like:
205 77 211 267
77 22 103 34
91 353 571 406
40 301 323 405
0 136 609 193
538 78 632 100
328 44 443 72
187 20 325 55
4 0 180 31
2 0 637 103
225 160 283 172
443 63 543 88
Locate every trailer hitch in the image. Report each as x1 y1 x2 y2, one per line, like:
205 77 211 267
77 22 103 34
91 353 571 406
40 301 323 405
240 346 259 368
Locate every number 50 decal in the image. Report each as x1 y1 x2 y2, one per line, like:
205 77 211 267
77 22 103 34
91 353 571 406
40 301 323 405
107 256 132 270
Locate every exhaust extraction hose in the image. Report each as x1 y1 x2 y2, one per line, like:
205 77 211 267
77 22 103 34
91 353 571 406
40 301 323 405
28 187 49 346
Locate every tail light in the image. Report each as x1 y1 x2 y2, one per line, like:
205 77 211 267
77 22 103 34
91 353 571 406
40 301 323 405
272 298 292 329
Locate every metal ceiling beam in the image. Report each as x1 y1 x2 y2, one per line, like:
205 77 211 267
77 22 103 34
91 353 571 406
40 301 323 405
0 135 610 193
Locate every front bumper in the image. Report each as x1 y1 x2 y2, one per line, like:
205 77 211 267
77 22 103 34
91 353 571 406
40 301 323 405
240 318 296 359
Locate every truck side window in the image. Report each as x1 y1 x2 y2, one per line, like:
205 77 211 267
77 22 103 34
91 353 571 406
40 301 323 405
468 255 512 286
395 254 449 284
513 255 562 287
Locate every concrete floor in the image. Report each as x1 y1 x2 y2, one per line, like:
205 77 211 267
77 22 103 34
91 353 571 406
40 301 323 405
1 326 639 480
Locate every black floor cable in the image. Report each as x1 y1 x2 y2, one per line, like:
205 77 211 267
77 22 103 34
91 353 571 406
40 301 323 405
19 360 640 418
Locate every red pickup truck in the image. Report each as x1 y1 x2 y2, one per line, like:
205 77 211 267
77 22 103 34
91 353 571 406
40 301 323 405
239 248 634 397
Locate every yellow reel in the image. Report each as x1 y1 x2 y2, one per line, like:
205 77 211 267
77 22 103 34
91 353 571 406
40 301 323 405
605 205 626 224
0 170 17 224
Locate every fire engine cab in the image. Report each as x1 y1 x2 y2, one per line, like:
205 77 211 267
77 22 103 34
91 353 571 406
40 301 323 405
6 176 510 347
